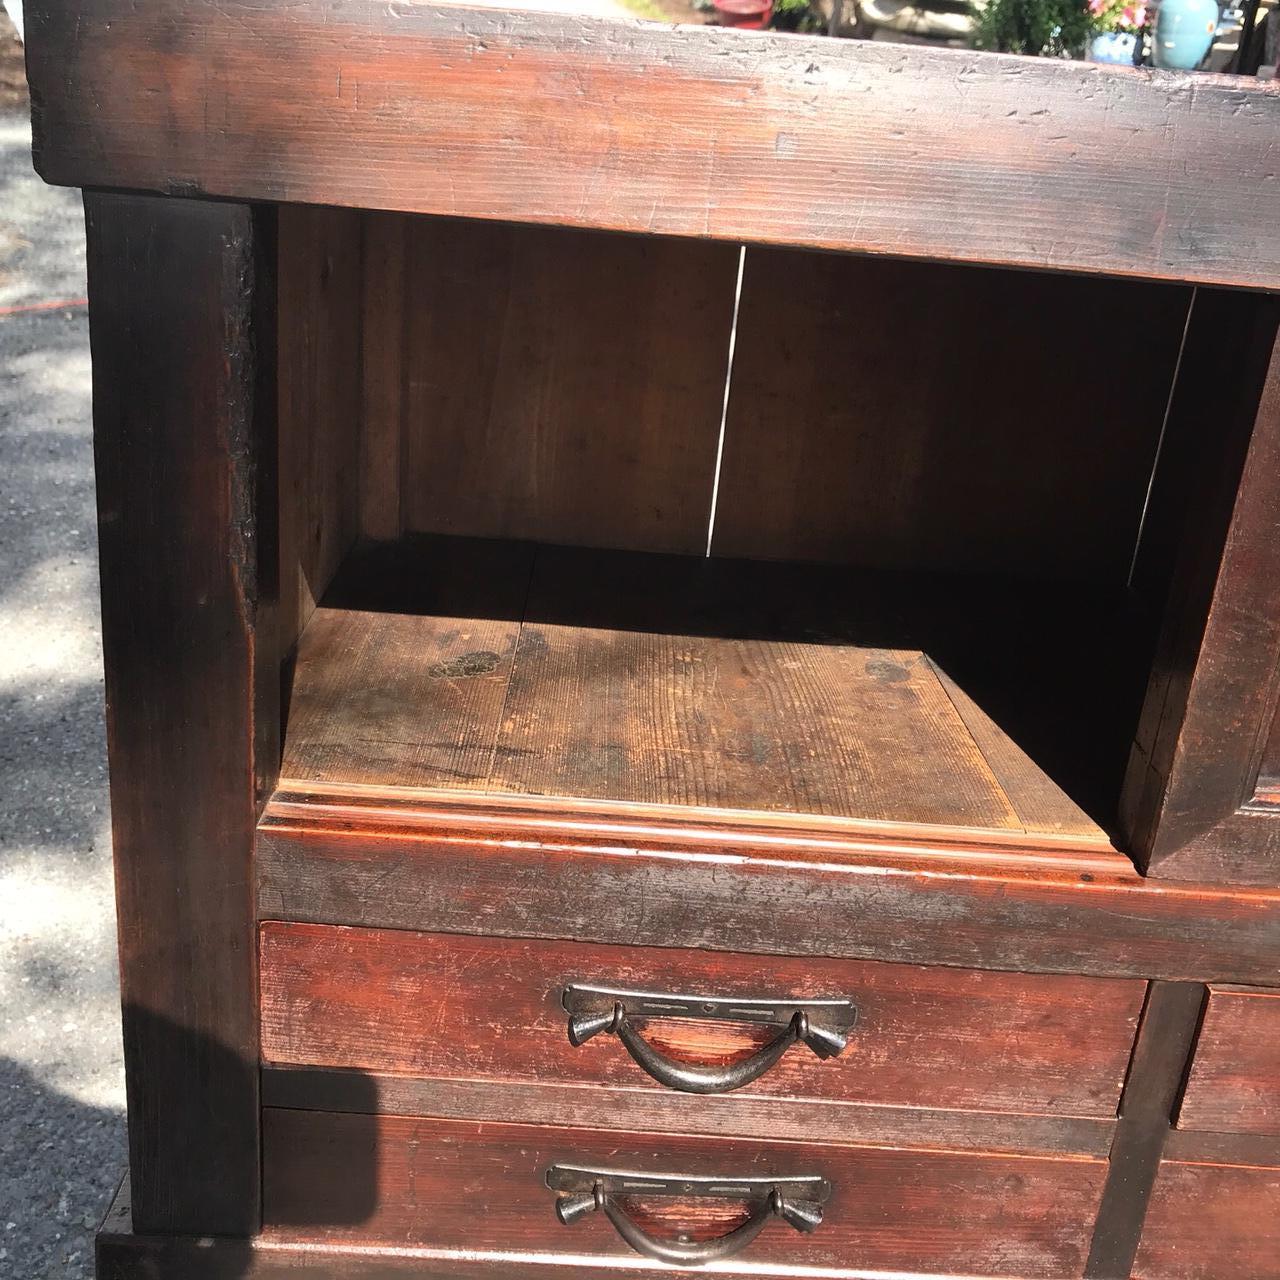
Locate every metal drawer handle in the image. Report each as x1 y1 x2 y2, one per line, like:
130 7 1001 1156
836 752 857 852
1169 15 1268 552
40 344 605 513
562 984 857 1094
547 1165 828 1266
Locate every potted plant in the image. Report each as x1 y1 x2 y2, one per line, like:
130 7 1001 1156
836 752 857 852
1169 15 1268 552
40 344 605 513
970 0 1093 54
1085 0 1148 62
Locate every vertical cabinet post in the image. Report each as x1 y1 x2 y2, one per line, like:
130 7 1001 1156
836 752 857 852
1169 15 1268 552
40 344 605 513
1123 294 1280 887
85 193 278 1234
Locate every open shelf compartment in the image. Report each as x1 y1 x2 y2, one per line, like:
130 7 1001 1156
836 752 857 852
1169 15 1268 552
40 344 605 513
270 209 1277 876
280 535 1152 856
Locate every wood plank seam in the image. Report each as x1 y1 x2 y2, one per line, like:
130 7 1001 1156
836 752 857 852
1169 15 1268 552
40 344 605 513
1084 981 1206 1279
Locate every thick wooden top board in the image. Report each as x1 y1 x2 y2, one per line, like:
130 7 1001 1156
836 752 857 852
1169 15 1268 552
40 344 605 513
24 0 1280 288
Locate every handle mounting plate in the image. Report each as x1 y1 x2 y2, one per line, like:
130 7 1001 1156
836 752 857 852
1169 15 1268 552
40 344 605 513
562 984 857 1032
547 1165 831 1202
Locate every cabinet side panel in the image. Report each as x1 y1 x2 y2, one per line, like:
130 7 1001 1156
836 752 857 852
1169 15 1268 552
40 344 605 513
395 219 738 556
278 204 364 654
712 249 1189 583
85 193 274 1233
1122 296 1280 883
358 212 408 543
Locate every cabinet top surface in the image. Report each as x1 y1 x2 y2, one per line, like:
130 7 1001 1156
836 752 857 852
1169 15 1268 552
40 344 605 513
25 0 1280 286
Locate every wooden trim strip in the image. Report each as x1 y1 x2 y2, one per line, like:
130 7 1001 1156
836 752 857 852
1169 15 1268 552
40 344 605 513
1163 1128 1280 1169
260 1065 1117 1159
1084 981 1205 1279
266 782 1131 867
257 822 1280 984
27 0 1280 289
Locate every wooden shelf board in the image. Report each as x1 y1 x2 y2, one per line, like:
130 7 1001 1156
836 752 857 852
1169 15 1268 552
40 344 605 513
278 537 1151 854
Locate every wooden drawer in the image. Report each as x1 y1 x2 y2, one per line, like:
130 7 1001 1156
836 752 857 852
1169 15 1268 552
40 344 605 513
1178 985 1280 1137
1134 1157 1280 1279
263 1109 1108 1277
260 923 1143 1122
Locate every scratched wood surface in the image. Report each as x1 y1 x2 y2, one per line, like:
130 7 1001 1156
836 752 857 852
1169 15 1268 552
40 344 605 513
25 0 1280 289
280 538 535 793
263 1109 1108 1277
490 546 1019 826
257 800 1280 984
278 537 1147 839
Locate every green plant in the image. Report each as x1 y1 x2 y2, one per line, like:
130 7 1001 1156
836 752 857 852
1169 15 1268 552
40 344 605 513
969 0 1092 53
770 0 826 31
615 0 669 18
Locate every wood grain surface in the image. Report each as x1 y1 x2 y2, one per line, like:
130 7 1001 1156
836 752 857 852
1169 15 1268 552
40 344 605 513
256 799 1280 984
357 213 408 544
85 193 274 1233
259 922 1144 1120
1133 1159 1280 1279
1083 982 1204 1280
278 536 1151 840
1178 985 1280 1137
262 1066 1118 1157
1124 297 1280 885
396 218 738 555
263 1110 1108 1277
26 0 1280 288
281 539 535 794
493 547 1021 826
278 204 364 653
713 249 1189 582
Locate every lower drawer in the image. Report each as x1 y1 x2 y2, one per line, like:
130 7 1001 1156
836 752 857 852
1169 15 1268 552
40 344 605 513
1177 984 1280 1137
1133 1158 1280 1279
263 1110 1108 1277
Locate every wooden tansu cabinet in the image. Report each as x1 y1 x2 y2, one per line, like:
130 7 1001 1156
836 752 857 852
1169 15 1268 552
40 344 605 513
24 1 1280 1276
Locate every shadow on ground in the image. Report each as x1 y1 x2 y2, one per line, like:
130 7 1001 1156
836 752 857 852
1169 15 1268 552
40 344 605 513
0 1057 125 1275
1 51 125 1274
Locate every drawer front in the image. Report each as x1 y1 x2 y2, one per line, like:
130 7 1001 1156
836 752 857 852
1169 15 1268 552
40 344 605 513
1134 1160 1280 1279
263 1109 1107 1277
260 923 1144 1119
1178 985 1280 1137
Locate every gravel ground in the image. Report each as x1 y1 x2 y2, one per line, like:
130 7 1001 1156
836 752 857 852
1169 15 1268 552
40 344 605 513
0 12 127 1278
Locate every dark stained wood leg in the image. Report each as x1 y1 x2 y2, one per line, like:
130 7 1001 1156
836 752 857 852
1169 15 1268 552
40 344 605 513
85 192 278 1235
1084 981 1205 1278
1122 293 1280 884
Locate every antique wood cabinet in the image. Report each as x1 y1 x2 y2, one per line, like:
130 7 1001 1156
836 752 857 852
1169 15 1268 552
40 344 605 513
22 1 1280 1276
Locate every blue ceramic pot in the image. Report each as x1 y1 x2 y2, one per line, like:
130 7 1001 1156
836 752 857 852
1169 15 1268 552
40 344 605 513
1152 0 1219 68
1088 31 1139 62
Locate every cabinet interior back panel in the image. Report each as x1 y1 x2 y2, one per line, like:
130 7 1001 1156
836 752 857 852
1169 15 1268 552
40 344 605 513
712 247 1192 583
374 215 740 556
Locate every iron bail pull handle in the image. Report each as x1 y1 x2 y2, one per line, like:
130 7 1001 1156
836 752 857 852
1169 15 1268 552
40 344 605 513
548 1166 829 1267
562 985 857 1095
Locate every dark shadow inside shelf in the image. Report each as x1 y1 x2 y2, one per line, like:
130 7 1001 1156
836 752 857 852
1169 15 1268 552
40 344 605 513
305 534 1157 843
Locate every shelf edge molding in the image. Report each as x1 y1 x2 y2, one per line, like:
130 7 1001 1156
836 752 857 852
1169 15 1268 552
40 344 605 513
257 795 1280 985
25 0 1280 289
